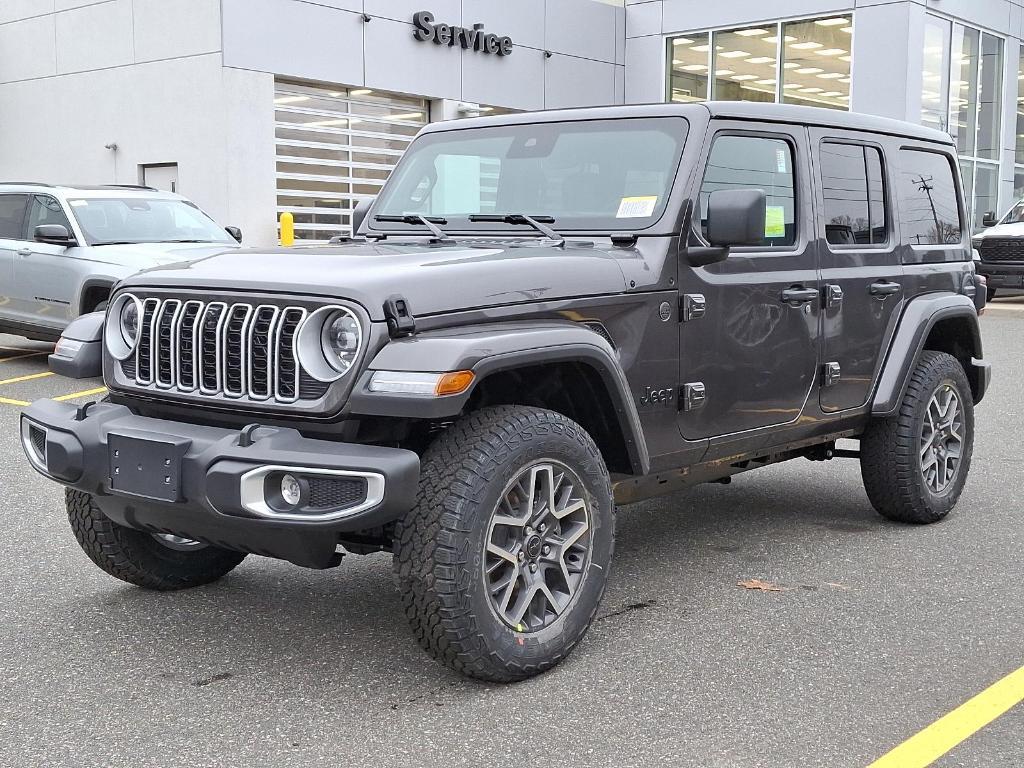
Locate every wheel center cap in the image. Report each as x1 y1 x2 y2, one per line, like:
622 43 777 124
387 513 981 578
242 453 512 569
525 535 542 560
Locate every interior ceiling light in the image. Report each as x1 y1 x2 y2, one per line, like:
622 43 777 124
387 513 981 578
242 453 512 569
815 18 850 27
731 74 759 81
800 87 824 93
350 89 373 96
755 78 777 85
815 48 847 56
673 37 694 45
274 96 309 104
735 28 769 36
746 56 774 64
783 62 800 69
681 64 707 71
790 41 823 50
690 44 710 52
838 55 852 62
840 26 853 34
782 83 802 89
714 69 735 76
765 35 797 44
718 50 751 58
796 67 823 74
817 72 844 79
820 91 842 97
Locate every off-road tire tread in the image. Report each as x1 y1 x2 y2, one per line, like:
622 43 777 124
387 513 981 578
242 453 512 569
393 405 613 683
860 351 973 524
66 488 246 590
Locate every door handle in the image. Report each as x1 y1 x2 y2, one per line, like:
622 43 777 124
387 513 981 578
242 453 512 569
869 281 902 297
781 287 818 305
16 248 31 257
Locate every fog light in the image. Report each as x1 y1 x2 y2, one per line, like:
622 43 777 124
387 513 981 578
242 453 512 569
281 474 302 507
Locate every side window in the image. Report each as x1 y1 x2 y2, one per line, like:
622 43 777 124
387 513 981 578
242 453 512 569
897 149 962 245
820 142 888 246
699 134 796 248
27 195 73 234
0 194 29 240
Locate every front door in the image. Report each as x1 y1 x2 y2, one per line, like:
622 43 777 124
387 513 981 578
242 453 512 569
0 194 30 325
810 130 903 412
14 195 79 331
678 124 820 440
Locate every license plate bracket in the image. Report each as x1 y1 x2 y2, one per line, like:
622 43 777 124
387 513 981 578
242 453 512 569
108 433 191 502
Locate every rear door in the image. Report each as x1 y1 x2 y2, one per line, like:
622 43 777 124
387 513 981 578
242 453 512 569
810 130 903 412
678 123 820 440
0 193 30 325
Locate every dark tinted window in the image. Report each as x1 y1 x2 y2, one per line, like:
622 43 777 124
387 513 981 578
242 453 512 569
821 143 887 245
699 135 796 247
27 195 73 233
0 194 28 239
898 149 962 245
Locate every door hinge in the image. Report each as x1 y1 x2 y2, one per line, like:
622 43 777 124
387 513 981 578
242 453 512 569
680 382 706 411
383 295 416 339
823 362 841 387
679 293 706 322
825 284 843 309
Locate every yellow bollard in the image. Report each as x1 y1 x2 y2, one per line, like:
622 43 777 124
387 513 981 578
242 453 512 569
280 211 295 247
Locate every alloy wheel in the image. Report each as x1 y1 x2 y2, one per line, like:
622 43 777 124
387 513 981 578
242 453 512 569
483 461 593 632
920 385 964 494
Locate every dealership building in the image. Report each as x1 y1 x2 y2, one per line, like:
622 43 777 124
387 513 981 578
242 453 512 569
2 0 1024 246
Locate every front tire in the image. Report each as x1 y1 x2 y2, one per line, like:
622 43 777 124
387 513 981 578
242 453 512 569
860 351 974 524
394 406 615 682
66 489 246 590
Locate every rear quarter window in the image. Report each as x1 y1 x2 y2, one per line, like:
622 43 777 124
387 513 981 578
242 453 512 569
896 149 963 248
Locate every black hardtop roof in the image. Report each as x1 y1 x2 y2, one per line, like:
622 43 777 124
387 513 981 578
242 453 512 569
423 101 953 146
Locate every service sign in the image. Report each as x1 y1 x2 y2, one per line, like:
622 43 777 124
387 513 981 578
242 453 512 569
412 11 514 57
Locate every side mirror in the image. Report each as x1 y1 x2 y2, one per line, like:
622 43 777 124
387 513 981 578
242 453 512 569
34 224 76 247
981 212 997 228
706 189 767 247
351 198 373 234
225 226 243 243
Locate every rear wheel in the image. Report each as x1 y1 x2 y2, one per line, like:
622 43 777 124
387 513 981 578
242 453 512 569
987 286 997 302
66 489 246 589
860 351 974 524
394 406 614 682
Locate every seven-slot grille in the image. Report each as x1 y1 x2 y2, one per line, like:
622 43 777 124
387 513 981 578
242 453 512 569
979 238 1024 263
122 297 320 404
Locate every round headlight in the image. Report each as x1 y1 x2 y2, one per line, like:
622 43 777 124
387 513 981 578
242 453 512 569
120 299 140 346
321 309 361 375
105 293 143 361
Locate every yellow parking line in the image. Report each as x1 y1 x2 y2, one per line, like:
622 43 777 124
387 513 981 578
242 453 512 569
869 665 1024 768
53 386 107 402
0 371 54 387
0 351 49 364
0 396 30 407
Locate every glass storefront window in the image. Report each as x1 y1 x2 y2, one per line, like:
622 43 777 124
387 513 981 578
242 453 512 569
950 25 980 156
665 14 852 110
921 16 951 130
781 16 852 110
668 33 710 103
976 33 1003 160
711 27 776 103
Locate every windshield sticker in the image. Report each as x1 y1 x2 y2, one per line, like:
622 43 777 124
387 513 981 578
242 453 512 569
776 148 788 174
69 200 88 207
765 206 786 238
616 196 658 218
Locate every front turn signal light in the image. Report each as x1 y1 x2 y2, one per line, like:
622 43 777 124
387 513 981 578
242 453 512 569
368 370 475 397
435 370 475 396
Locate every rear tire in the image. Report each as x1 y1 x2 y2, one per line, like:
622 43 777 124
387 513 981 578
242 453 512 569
860 351 974 524
393 406 614 682
986 286 997 302
66 489 246 590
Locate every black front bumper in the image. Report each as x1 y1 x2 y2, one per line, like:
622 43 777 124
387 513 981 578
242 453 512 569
977 261 1024 290
21 400 420 569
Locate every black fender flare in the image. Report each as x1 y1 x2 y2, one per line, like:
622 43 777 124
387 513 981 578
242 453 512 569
75 278 117 316
871 293 986 417
348 321 650 476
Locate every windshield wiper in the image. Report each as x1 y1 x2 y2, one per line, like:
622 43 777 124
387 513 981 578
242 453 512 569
163 239 214 244
468 214 565 246
374 214 452 242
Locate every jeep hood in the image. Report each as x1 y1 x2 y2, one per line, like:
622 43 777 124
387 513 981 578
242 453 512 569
80 242 240 268
118 242 630 320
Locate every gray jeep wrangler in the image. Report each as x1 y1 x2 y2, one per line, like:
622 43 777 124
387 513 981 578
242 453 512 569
21 103 990 682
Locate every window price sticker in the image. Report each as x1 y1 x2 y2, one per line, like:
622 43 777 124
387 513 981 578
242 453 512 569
616 196 658 218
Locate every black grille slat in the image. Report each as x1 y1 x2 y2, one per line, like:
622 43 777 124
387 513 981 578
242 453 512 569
979 238 1024 263
119 297 331 405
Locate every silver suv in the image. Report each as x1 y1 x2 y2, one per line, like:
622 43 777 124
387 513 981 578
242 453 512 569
0 183 241 341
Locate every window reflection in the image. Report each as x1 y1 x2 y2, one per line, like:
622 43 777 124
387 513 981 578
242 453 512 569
781 16 851 110
711 27 776 103
668 33 710 103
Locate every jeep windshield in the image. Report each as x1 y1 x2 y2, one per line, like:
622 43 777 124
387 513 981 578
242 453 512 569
68 197 235 246
372 117 688 235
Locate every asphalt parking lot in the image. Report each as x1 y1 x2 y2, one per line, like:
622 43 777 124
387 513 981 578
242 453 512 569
1 301 1022 768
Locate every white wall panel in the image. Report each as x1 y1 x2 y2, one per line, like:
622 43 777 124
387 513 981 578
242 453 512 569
546 0 620 63
364 16 461 99
462 46 546 111
462 0 545 50
626 1 661 38
624 33 664 104
133 0 222 63
222 0 364 85
365 0 461 26
55 0 134 74
545 55 615 108
0 15 56 82
0 0 53 25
